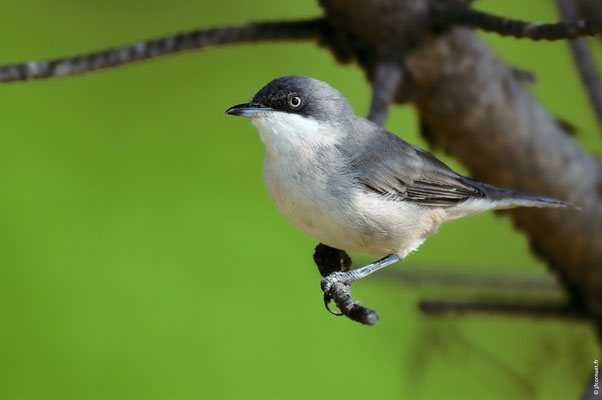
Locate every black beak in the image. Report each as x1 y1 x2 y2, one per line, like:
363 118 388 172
225 102 274 117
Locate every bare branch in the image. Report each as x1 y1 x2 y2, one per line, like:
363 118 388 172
432 3 602 40
556 0 602 133
378 267 561 293
419 298 588 319
0 18 327 83
326 282 380 325
367 59 403 125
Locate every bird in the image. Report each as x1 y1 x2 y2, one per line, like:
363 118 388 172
225 75 572 313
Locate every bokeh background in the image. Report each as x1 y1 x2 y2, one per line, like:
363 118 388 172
0 1 600 399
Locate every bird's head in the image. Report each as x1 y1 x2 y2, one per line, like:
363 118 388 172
225 76 354 149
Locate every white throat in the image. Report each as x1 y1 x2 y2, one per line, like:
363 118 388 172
251 112 341 157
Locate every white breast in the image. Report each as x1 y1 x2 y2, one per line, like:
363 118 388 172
253 113 351 246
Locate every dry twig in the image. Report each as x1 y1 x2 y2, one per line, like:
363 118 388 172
0 19 326 83
432 2 602 40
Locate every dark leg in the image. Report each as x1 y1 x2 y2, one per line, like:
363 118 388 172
313 243 352 277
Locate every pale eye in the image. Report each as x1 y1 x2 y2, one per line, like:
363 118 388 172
289 96 302 108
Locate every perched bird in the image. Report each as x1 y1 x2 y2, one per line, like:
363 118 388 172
225 75 571 313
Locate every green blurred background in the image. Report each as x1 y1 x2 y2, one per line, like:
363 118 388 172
0 1 600 399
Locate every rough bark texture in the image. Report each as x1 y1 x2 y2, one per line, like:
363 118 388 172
406 29 602 316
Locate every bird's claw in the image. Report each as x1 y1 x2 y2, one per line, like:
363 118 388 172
321 271 354 316
323 293 343 316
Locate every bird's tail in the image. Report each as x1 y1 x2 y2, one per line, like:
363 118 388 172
467 179 577 210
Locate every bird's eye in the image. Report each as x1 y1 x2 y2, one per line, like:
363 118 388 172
289 96 302 108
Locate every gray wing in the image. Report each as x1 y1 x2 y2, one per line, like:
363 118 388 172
349 127 485 207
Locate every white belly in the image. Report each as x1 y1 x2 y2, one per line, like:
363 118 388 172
264 152 353 250
263 152 442 257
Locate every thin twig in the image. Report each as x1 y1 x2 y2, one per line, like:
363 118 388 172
556 0 602 132
432 2 602 40
367 59 403 125
327 282 380 325
419 298 588 319
378 267 561 293
0 18 327 83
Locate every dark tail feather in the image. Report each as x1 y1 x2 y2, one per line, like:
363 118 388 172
466 179 577 210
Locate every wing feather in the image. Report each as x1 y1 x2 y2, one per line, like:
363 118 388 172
348 125 484 207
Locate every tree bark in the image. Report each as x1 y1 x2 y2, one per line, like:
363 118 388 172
406 28 602 317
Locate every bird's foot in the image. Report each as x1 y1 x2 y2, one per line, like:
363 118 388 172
321 270 358 316
320 271 355 295
312 244 384 324
323 293 343 316
320 272 379 324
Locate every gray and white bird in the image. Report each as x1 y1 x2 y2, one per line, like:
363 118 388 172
225 76 571 306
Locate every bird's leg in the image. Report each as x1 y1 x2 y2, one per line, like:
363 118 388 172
313 243 352 277
321 254 401 300
313 244 353 315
